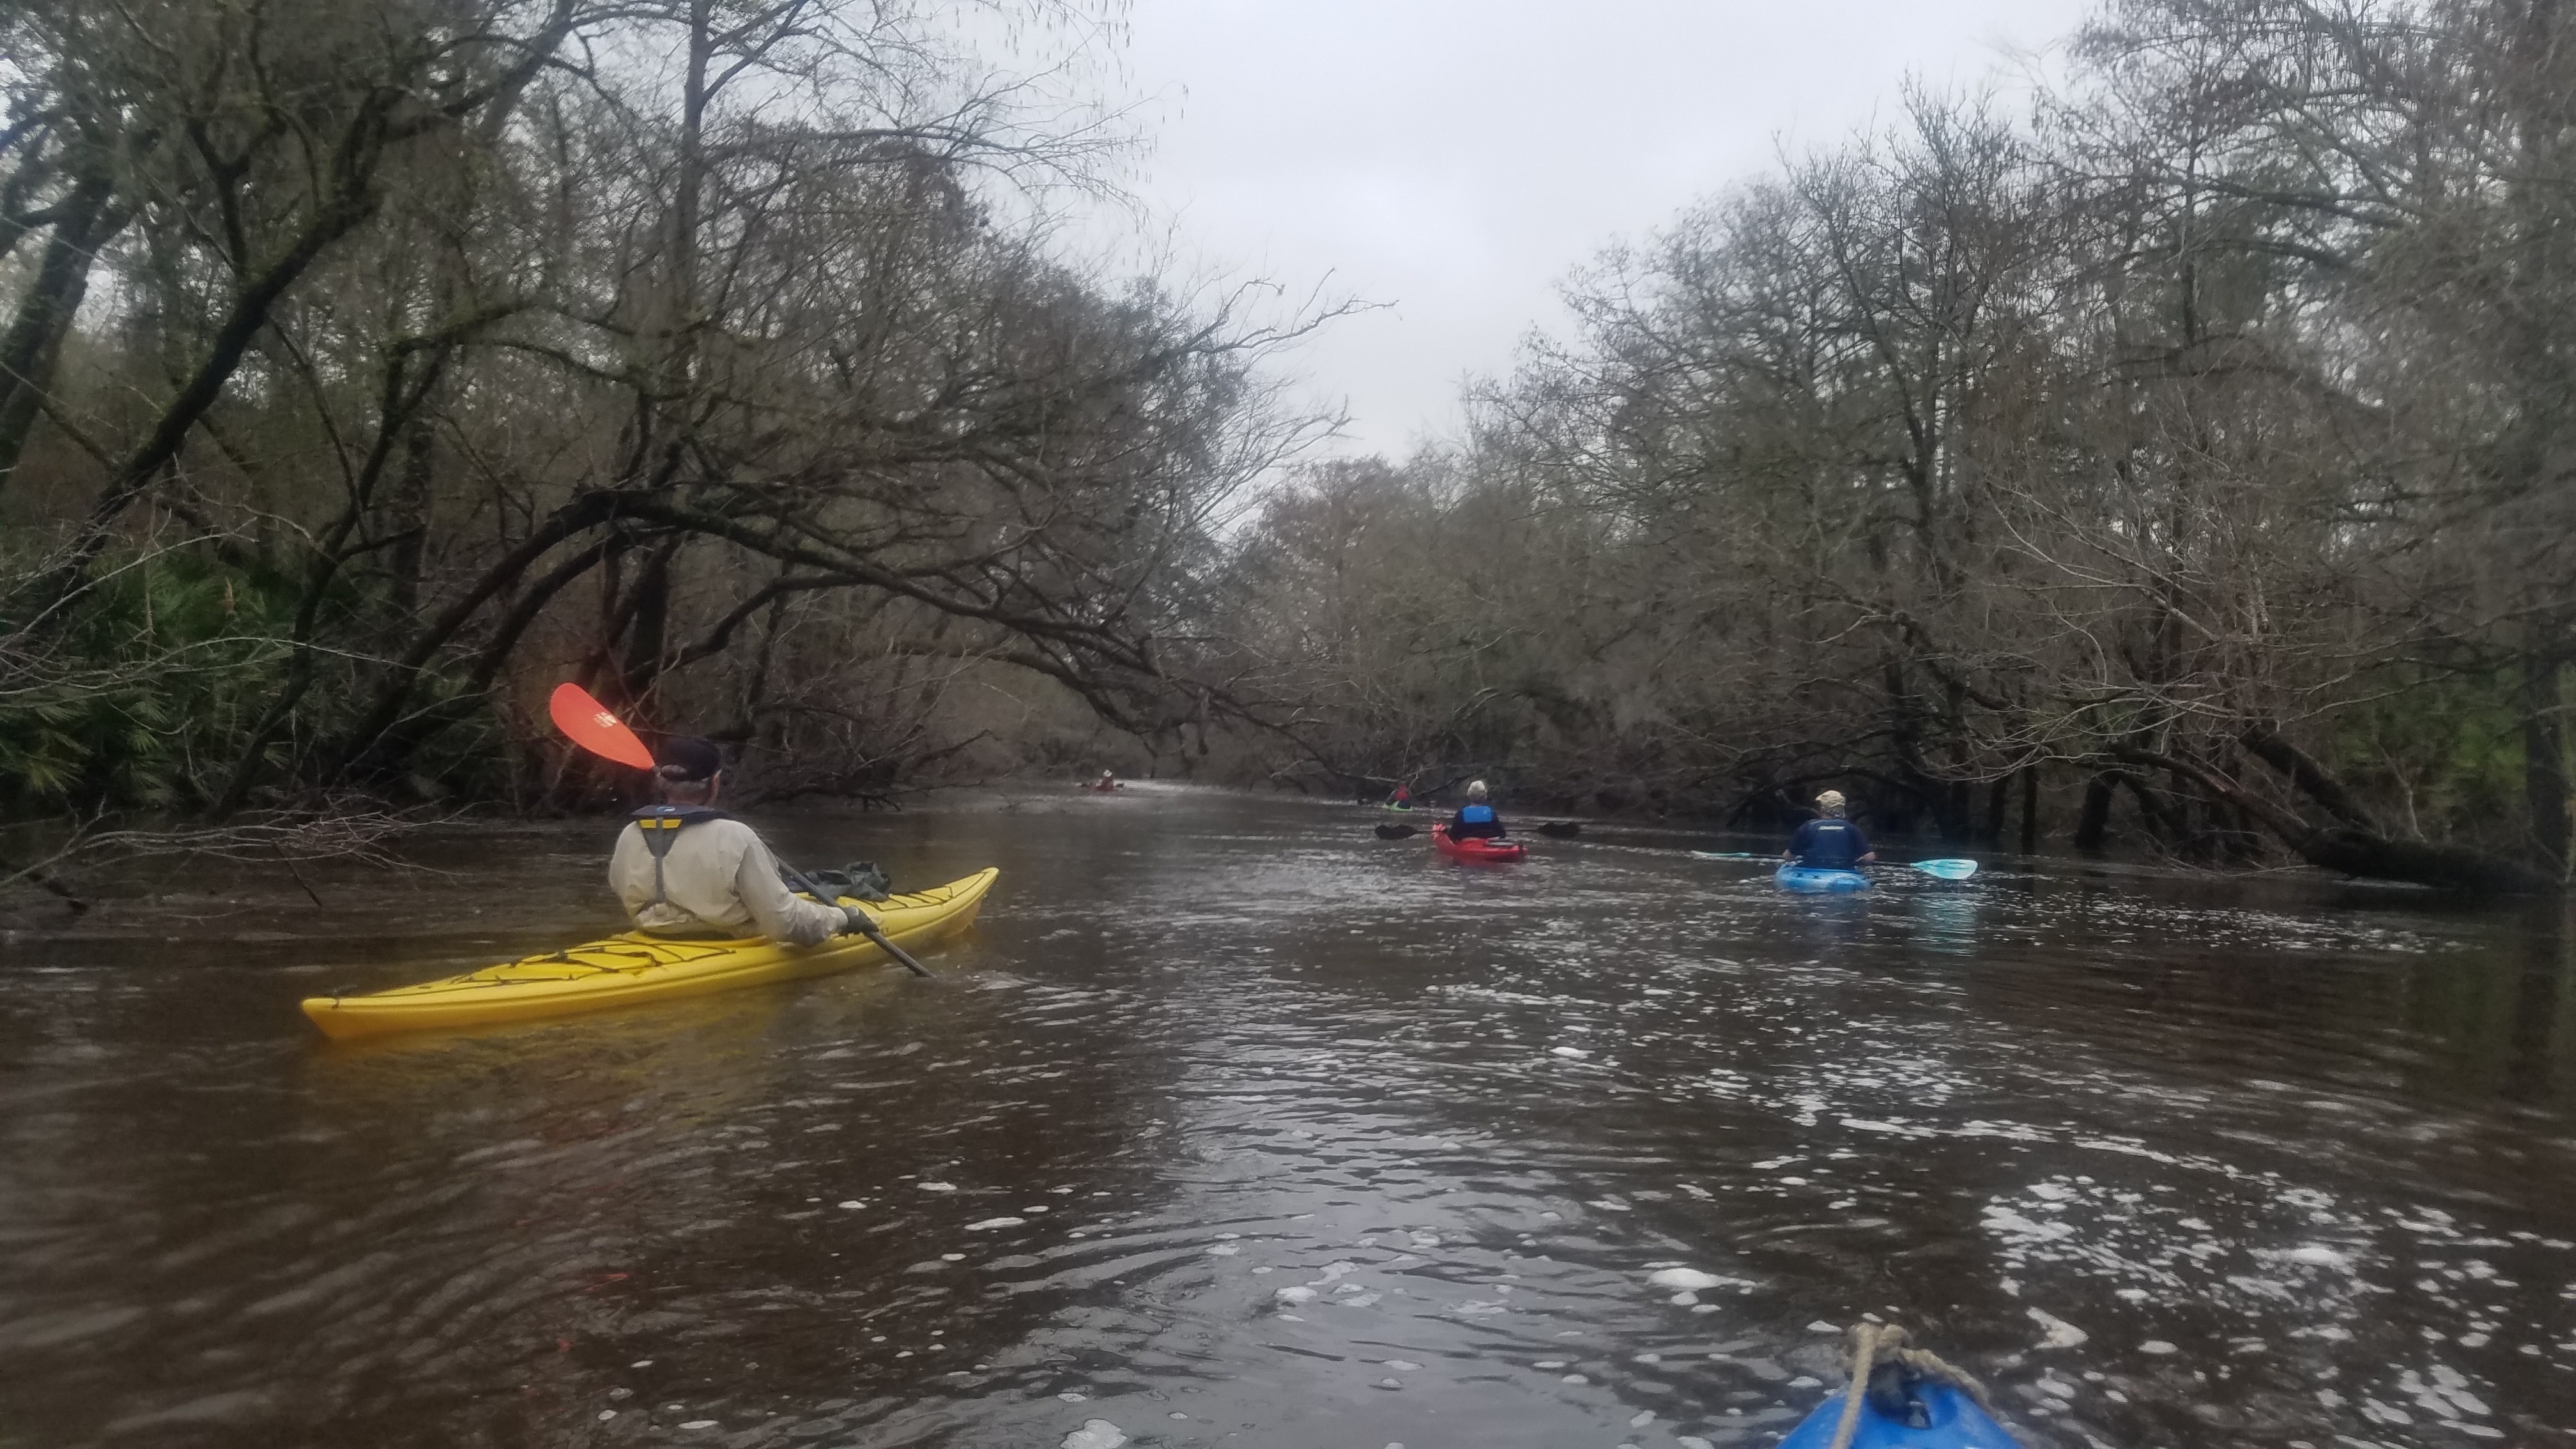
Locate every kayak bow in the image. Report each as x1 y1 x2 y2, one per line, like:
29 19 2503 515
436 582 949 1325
1775 1376 2017 1449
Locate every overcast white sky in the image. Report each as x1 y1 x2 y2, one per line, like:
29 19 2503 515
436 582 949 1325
1075 0 2094 458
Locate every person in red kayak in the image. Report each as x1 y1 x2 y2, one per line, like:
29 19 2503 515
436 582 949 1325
1448 779 1507 841
609 737 873 945
1785 789 1875 869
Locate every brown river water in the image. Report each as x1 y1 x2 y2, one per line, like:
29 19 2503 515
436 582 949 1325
3 786 2573 1448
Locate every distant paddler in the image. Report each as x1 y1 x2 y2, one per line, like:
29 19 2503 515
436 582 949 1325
610 736 880 946
1784 789 1875 870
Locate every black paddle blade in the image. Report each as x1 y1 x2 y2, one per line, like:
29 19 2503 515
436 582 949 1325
1374 823 1419 839
1538 820 1581 838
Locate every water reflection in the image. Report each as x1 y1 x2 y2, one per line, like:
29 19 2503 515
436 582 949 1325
2 790 2574 1448
1905 891 1982 958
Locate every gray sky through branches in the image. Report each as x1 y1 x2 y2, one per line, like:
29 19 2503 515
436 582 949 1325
1089 0 2090 456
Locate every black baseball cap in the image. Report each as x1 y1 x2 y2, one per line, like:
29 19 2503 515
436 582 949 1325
655 736 724 781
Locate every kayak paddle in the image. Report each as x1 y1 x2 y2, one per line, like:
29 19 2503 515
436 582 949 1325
548 682 657 769
1692 849 1980 880
548 680 931 976
1376 821 1568 840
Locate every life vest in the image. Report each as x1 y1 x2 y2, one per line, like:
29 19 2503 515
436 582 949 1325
1459 803 1496 824
630 804 731 908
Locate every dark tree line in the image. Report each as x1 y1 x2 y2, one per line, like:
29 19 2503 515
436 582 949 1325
0 0 1335 846
1217 0 2574 891
6 0 2569 896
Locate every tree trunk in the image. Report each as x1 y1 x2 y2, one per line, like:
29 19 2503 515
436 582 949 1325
619 539 679 705
2524 632 2570 878
2074 771 2115 851
0 174 128 493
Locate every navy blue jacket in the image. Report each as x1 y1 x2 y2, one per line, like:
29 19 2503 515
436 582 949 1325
1788 818 1871 869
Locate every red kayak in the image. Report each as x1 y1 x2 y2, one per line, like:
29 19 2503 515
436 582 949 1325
1432 824 1526 863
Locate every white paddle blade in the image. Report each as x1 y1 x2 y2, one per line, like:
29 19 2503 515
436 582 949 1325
1913 858 1979 880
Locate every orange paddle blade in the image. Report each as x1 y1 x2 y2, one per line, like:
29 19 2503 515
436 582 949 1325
548 682 656 770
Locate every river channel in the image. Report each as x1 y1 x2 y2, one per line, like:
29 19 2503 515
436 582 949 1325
3 786 2573 1448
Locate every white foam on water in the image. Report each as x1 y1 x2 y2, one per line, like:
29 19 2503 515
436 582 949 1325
1061 1419 1127 1449
1648 1268 1726 1291
2028 1308 2089 1348
963 1217 1025 1231
1275 1286 1318 1303
918 1182 957 1193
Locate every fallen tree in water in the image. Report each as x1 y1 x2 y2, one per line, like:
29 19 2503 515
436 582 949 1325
0 805 420 914
2119 727 2562 895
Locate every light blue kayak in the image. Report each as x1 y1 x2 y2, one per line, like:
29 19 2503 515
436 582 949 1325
1776 1381 2016 1448
1777 863 1871 893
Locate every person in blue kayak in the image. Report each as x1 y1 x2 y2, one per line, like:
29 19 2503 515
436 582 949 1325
609 736 874 945
1448 779 1507 841
1785 789 1875 869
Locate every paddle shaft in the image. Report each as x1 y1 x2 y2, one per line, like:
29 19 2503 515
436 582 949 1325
781 859 932 977
1695 849 1978 879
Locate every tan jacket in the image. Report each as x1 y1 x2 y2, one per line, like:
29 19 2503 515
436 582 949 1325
608 816 845 946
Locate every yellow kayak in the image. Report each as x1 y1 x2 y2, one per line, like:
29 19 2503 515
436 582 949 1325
302 867 999 1040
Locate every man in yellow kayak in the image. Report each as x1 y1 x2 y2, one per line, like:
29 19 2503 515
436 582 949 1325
609 737 871 945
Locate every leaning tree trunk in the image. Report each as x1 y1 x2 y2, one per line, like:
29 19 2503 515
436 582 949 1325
2121 731 2564 895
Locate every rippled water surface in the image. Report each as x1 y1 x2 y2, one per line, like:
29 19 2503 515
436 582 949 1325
4 787 2575 1448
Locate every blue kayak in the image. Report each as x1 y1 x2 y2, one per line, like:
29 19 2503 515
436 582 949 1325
1777 863 1870 893
1776 1381 2016 1449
